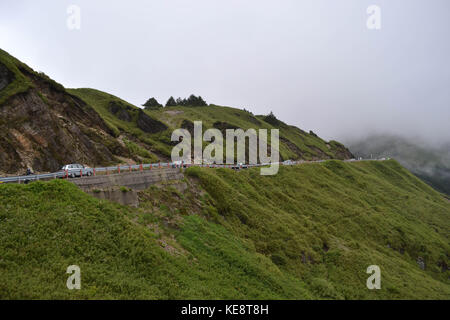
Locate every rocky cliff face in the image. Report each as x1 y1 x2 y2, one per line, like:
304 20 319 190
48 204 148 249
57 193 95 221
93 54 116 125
136 110 168 133
0 50 126 175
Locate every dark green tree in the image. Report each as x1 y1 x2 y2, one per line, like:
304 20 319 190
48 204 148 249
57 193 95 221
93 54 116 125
185 94 208 106
142 97 162 110
197 96 207 106
165 96 177 107
309 130 318 137
263 111 279 126
176 97 185 106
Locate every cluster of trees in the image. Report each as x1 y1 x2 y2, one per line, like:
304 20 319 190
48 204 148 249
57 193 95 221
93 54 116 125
142 94 208 110
263 111 279 126
166 95 208 107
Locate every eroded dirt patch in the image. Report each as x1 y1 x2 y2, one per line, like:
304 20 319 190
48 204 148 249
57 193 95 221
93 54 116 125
164 110 184 116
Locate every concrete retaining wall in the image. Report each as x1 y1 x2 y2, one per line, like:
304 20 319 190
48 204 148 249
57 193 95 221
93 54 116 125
71 168 185 206
71 168 184 191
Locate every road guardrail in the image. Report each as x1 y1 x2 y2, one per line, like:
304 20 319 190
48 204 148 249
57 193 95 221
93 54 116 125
0 159 385 184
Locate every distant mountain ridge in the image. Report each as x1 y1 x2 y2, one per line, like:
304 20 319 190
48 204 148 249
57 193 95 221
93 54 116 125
348 134 450 195
0 48 353 175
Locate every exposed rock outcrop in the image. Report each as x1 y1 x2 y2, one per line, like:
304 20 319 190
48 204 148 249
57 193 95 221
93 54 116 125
108 101 132 122
136 110 167 133
0 62 14 91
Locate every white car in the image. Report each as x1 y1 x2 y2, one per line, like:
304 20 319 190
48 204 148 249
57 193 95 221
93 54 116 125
60 164 93 178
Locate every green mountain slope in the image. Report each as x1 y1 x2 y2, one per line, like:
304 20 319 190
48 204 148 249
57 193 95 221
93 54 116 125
68 87 353 163
348 134 450 196
1 160 448 299
0 49 33 105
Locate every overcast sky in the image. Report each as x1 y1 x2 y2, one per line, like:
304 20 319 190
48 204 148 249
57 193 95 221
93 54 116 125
1 0 449 145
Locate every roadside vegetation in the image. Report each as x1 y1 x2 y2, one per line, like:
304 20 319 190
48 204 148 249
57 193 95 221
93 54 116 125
0 160 448 299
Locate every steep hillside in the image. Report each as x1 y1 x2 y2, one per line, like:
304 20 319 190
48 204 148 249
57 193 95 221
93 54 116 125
66 88 170 163
0 49 130 175
68 88 353 163
348 134 450 195
0 160 448 299
0 48 352 175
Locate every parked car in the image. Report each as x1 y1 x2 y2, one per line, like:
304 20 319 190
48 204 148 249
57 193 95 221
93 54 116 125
60 164 93 178
231 162 248 170
172 160 188 168
283 160 293 165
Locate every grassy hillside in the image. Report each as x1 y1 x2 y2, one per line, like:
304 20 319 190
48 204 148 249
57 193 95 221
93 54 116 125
0 49 33 106
68 88 353 162
0 48 67 107
67 88 171 161
0 160 448 299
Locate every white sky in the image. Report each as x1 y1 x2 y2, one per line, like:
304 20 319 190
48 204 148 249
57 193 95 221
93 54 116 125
1 0 449 145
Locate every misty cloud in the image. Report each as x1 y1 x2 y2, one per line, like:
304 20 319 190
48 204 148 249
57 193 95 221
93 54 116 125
0 0 449 144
